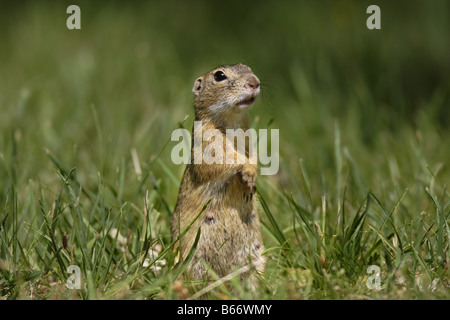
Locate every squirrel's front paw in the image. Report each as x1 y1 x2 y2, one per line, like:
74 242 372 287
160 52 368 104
240 165 257 201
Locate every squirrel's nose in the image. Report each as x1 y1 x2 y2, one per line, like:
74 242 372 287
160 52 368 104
245 75 260 90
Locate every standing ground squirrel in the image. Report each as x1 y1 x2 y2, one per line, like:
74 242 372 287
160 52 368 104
171 64 266 281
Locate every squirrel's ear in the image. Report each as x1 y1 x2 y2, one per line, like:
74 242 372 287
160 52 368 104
192 77 203 96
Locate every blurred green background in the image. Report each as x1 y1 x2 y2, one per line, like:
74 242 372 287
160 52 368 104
1 0 449 189
0 0 449 299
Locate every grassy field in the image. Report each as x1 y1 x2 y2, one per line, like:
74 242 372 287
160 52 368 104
0 1 449 299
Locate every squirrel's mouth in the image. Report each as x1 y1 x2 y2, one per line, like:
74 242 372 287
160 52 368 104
237 96 256 108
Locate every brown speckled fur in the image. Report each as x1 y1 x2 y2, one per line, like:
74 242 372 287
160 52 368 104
171 64 266 281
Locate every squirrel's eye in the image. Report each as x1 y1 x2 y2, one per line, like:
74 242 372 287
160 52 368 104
213 71 227 82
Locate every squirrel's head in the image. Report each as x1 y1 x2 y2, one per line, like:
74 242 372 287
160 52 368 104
192 64 260 118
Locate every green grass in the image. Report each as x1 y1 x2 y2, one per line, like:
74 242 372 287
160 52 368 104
0 1 449 299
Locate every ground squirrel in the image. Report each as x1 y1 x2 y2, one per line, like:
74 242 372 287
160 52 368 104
171 64 266 282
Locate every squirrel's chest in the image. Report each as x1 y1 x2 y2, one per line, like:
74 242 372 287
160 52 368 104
200 172 249 206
